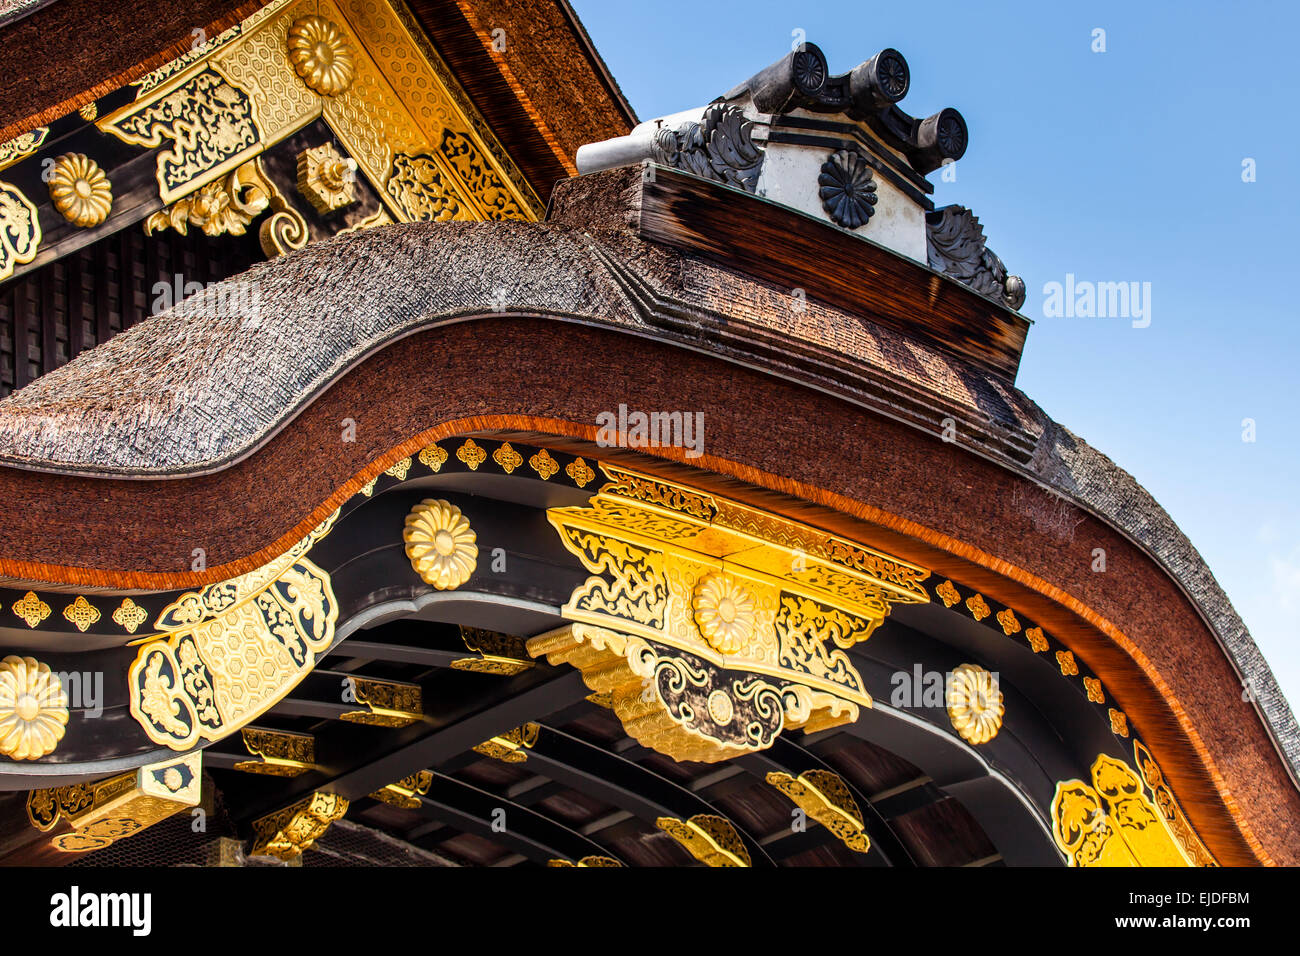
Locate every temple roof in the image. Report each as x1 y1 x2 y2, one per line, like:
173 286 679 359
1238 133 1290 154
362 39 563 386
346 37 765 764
0 165 1294 787
0 167 1037 475
577 42 1024 307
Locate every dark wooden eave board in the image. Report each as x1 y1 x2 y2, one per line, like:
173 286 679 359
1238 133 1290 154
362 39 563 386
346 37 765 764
631 166 1031 382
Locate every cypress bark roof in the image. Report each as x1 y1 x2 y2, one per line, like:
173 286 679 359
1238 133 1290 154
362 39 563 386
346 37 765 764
0 165 1293 830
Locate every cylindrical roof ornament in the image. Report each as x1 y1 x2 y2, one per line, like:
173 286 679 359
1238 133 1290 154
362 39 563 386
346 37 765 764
849 48 910 110
747 42 829 113
914 107 968 171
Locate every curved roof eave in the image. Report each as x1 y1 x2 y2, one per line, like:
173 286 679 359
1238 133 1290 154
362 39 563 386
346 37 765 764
0 209 1294 795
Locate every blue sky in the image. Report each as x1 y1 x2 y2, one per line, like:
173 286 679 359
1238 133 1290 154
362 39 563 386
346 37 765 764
572 0 1300 709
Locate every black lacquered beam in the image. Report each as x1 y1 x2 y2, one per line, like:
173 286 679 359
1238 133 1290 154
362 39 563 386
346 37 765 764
522 724 777 867
405 771 618 866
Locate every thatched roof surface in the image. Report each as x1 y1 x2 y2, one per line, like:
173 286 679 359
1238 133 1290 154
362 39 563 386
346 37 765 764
0 167 1293 787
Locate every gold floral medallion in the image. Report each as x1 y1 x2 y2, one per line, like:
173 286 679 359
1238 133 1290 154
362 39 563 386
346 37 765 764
403 499 478 590
693 573 758 655
0 656 69 760
946 663 1004 745
287 16 355 96
48 153 112 227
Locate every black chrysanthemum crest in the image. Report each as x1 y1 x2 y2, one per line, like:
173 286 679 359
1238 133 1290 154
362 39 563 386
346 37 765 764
793 48 827 94
818 148 878 230
876 52 909 99
937 114 966 158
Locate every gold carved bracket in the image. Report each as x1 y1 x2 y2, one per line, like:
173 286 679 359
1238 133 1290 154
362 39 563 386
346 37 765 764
766 769 871 854
339 676 423 727
1051 747 1215 867
234 727 316 777
249 791 348 860
26 752 202 853
472 723 540 763
656 814 751 867
537 464 929 763
450 625 534 675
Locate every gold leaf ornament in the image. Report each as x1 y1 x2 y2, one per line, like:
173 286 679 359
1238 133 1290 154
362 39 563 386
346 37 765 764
529 448 559 479
287 16 355 96
693 573 758 655
946 663 1004 745
0 181 40 281
48 153 112 228
404 499 478 590
0 656 69 760
112 598 148 634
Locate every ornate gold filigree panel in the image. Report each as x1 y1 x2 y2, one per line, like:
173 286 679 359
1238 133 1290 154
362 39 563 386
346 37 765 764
450 626 534 675
234 727 316 776
27 753 201 853
472 723 539 763
766 770 871 854
0 180 40 281
386 151 462 221
101 66 262 204
339 676 422 727
656 814 751 867
0 128 47 172
1051 753 1203 867
537 465 929 761
249 791 348 860
128 511 339 750
98 0 539 224
1131 740 1217 866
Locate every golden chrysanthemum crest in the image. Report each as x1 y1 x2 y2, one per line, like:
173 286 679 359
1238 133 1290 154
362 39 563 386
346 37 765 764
48 153 112 228
692 572 758 655
0 656 69 760
403 499 478 590
946 663 1004 745
287 15 355 96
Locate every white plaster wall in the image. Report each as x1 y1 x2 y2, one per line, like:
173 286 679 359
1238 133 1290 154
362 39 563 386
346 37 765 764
756 140 928 263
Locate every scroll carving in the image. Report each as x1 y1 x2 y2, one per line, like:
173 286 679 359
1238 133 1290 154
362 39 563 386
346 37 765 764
651 103 764 193
128 512 339 750
926 205 1026 309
